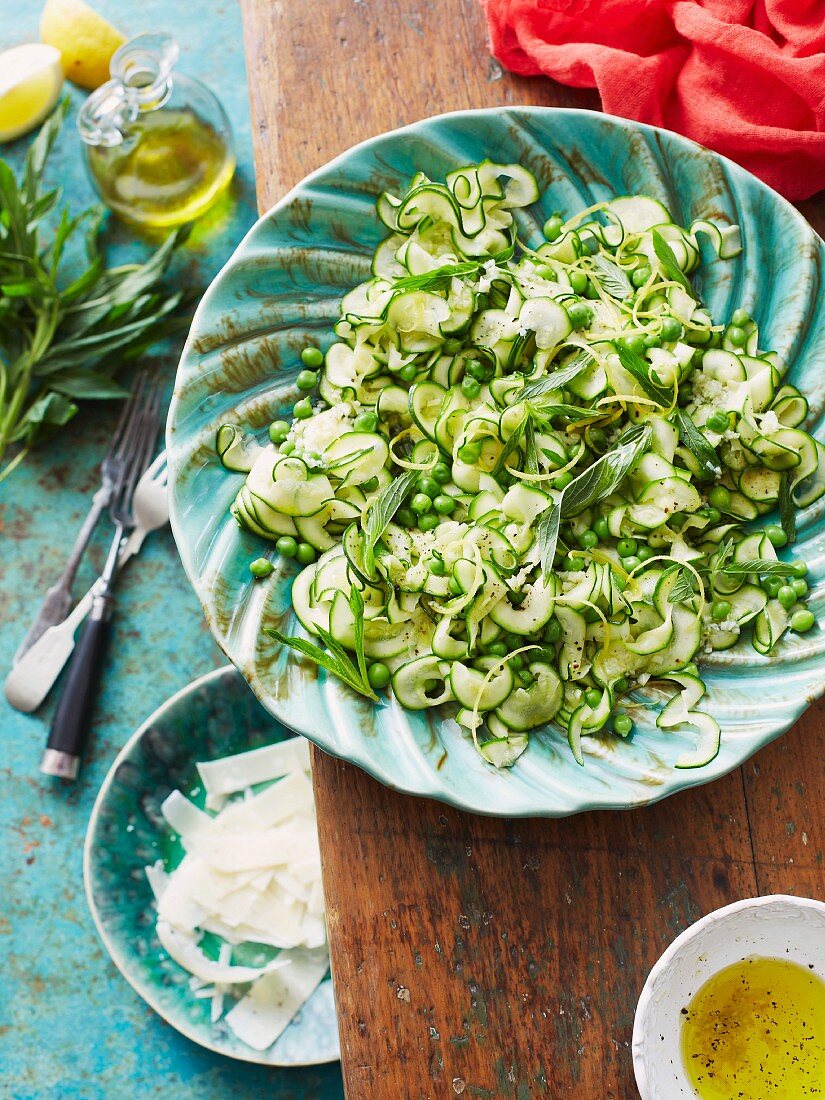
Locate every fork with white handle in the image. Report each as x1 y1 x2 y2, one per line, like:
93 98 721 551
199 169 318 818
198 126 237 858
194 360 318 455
4 451 169 715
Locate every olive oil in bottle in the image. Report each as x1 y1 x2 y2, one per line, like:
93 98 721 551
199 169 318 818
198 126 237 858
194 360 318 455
681 955 825 1099
78 33 234 229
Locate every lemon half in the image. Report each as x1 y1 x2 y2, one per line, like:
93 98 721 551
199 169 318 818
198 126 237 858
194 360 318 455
40 0 125 90
0 44 64 143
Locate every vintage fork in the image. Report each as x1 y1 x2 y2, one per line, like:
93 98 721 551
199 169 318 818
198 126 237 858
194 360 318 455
4 451 169 715
15 377 151 662
40 377 162 780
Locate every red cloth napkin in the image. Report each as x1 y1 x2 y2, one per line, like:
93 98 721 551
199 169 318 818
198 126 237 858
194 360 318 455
482 0 825 200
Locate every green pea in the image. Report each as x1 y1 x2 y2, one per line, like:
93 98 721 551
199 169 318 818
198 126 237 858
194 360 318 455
614 713 633 737
543 214 564 241
622 555 641 571
790 609 815 633
269 419 290 444
636 546 655 562
593 517 610 540
585 688 602 709
777 584 797 610
620 333 646 355
279 439 296 455
396 507 416 528
568 302 593 331
660 316 682 342
631 265 651 288
565 554 586 572
432 462 452 485
415 476 438 498
249 557 273 578
707 411 729 433
689 327 712 346
617 538 637 558
295 542 316 566
411 493 432 515
293 398 313 419
568 270 588 294
418 513 440 532
429 556 446 576
301 346 324 368
433 494 456 515
792 578 808 598
589 428 608 451
508 654 524 672
579 529 599 550
584 278 600 300
764 524 787 548
543 618 562 643
712 600 731 622
731 308 750 327
504 632 522 649
613 676 629 693
762 576 782 598
486 641 507 657
727 324 746 347
296 369 318 391
353 411 379 433
465 360 486 382
275 535 298 558
708 486 731 510
362 476 379 493
553 470 574 490
643 334 661 350
399 364 417 383
458 442 481 463
533 646 556 664
367 661 391 689
791 560 808 578
461 376 481 399
704 507 721 524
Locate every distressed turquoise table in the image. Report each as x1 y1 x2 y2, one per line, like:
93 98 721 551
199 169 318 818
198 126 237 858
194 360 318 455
0 3 343 1097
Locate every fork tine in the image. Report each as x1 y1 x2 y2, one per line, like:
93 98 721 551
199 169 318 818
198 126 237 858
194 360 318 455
112 378 163 526
104 372 146 465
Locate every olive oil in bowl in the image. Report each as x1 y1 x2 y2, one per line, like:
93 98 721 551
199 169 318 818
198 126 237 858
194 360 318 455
681 955 825 1098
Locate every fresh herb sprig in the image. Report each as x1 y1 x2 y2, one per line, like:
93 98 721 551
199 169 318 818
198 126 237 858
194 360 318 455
590 253 632 300
536 422 652 571
268 587 378 700
676 409 722 480
779 472 797 544
362 467 420 574
616 343 675 407
0 101 192 481
651 229 694 296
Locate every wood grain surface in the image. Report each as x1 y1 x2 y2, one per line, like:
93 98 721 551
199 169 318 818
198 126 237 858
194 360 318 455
241 1 825 1095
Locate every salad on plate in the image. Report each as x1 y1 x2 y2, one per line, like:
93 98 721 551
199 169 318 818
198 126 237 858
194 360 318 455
216 161 824 771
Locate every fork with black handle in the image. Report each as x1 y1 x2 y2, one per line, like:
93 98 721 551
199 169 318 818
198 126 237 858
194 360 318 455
15 379 151 663
40 376 162 781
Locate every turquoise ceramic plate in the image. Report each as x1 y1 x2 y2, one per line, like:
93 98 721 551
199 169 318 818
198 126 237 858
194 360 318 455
167 107 825 818
83 665 340 1066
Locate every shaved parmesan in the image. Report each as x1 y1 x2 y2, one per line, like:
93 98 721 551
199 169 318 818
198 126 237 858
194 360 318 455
156 921 291 985
224 947 330 1050
145 736 330 1053
197 738 311 809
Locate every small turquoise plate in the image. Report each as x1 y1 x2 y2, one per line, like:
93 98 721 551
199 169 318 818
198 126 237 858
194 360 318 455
83 665 340 1066
168 107 825 818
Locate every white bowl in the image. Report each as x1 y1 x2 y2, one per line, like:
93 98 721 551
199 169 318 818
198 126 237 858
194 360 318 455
632 894 825 1098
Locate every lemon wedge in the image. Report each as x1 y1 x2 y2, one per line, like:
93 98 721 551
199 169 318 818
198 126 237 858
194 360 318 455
40 0 125 90
0 44 64 143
